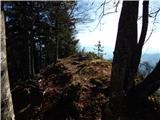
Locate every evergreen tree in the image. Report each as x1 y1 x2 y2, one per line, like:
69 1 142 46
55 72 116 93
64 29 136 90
94 40 105 58
2 1 79 85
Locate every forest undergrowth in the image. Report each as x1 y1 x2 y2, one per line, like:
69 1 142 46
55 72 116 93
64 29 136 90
12 53 160 120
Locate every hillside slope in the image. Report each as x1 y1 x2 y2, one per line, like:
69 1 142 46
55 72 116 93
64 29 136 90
38 55 112 120
12 54 160 120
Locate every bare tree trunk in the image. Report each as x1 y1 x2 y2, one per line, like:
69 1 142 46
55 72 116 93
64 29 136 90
1 11 15 120
55 19 59 63
131 1 149 80
110 1 139 119
110 0 139 93
107 1 160 120
28 40 32 76
28 38 35 77
31 39 35 75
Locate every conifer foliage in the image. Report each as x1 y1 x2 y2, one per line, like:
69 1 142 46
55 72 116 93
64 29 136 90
2 1 79 85
94 40 105 58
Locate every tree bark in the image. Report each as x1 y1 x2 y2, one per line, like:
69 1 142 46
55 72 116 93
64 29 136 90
110 1 139 117
31 38 35 75
108 1 160 119
55 19 59 63
131 1 149 79
110 1 139 96
1 11 15 120
28 40 32 76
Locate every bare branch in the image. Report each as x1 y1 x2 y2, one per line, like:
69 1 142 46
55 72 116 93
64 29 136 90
138 1 149 47
144 28 154 44
132 60 160 98
149 8 160 18
139 7 160 45
90 0 120 32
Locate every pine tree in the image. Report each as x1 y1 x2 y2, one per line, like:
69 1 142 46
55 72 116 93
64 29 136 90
94 40 105 58
2 1 79 83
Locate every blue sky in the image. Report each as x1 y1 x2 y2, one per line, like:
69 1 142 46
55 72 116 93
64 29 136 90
76 0 160 58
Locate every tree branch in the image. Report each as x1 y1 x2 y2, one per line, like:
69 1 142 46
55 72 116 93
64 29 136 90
131 60 160 98
138 1 149 47
129 1 149 79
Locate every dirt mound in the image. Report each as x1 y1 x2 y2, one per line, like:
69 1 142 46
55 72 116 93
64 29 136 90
37 55 112 120
12 55 160 120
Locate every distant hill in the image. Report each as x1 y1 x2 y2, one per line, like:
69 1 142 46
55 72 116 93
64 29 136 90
140 53 160 66
138 53 160 77
84 45 160 65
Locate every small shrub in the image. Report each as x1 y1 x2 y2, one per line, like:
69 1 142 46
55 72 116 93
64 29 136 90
78 51 101 60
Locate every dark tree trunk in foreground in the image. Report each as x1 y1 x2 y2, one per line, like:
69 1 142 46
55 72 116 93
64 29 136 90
1 11 15 120
110 1 139 119
55 19 59 63
109 0 160 120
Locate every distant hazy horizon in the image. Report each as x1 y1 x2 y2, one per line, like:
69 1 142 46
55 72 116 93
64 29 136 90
76 0 160 58
80 44 160 58
78 44 160 66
